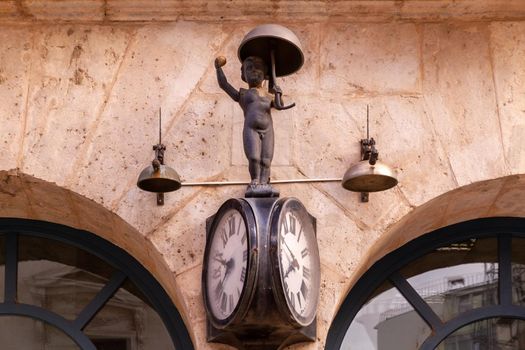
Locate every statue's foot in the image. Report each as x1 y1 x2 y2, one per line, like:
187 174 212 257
245 183 279 198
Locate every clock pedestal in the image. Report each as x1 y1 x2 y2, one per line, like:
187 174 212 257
204 197 317 350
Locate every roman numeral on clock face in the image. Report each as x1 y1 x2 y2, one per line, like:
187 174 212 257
301 248 309 258
289 291 295 309
220 292 227 313
303 266 311 280
228 216 236 237
221 228 228 247
240 266 246 283
289 215 296 234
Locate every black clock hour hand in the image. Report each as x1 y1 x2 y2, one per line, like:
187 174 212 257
284 263 295 279
282 238 297 261
221 258 235 284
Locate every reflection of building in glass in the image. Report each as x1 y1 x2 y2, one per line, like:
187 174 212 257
376 265 525 350
0 261 174 350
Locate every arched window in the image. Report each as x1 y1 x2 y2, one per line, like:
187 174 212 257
0 218 193 350
326 218 525 350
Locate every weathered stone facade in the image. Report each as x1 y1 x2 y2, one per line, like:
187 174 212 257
1 1 525 348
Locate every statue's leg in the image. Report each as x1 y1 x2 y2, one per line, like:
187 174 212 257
243 127 261 185
260 128 274 185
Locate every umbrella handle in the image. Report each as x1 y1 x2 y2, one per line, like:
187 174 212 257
269 49 296 110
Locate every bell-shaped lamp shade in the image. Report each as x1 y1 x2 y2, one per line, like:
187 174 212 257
137 164 181 193
342 160 398 193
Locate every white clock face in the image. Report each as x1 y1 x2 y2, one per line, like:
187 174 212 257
206 209 248 321
278 209 319 325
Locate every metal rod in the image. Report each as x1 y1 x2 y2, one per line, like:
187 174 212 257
159 107 162 145
180 178 342 187
366 104 370 140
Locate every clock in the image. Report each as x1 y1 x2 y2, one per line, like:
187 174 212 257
202 198 257 328
270 197 320 327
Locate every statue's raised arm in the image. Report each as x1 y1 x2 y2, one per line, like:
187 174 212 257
215 56 240 102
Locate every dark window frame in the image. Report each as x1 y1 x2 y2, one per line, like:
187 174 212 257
0 218 194 350
325 217 525 350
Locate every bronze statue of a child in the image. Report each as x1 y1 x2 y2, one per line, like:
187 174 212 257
215 55 284 197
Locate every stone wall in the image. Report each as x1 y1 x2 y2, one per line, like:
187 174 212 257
1 2 525 348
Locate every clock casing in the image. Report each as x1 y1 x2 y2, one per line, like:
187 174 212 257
202 198 258 329
203 197 319 349
270 197 320 327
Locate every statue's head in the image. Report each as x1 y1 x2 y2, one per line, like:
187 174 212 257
241 56 268 86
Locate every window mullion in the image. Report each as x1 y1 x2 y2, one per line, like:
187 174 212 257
389 271 443 331
499 234 512 306
4 233 17 304
73 270 127 330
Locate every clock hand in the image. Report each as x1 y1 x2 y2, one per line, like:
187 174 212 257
213 256 228 266
221 258 235 284
282 238 297 261
282 238 301 273
284 263 295 279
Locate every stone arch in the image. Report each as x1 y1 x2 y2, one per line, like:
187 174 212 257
326 174 525 348
0 169 192 344
340 174 525 310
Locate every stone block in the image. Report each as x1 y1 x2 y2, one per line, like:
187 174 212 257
24 0 105 21
491 175 525 217
442 177 506 225
24 175 79 226
490 22 525 174
148 187 241 274
0 1 17 18
20 25 131 186
293 95 446 226
176 265 206 324
320 23 420 94
0 171 32 219
422 23 508 186
73 22 224 206
113 92 232 229
0 27 32 171
316 264 350 345
115 185 203 236
165 93 233 181
293 96 358 179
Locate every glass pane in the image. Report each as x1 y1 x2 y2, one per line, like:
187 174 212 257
0 234 5 302
400 238 498 322
17 235 116 321
437 318 525 350
342 282 431 350
512 238 525 305
85 285 175 350
0 315 80 349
